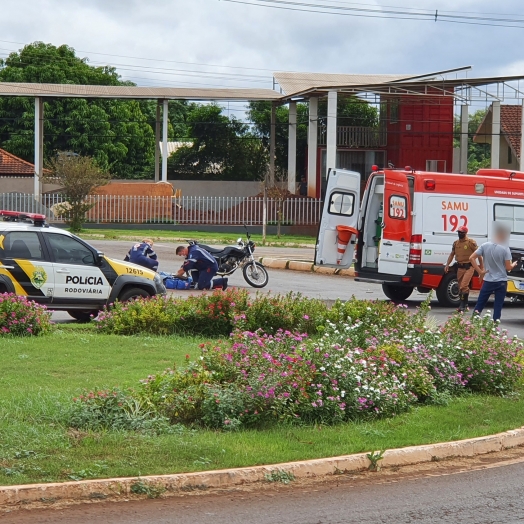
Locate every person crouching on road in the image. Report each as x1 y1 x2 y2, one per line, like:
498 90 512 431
124 238 159 271
469 223 517 322
444 226 479 312
175 245 228 291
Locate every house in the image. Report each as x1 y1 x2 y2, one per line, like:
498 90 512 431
0 148 55 193
474 105 522 169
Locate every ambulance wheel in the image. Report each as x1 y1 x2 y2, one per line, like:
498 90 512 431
67 310 99 323
118 287 151 302
382 284 413 302
436 273 460 308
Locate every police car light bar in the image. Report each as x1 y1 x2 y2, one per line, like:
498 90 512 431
0 210 47 226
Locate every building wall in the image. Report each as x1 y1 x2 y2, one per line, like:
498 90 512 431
0 176 61 193
384 93 454 173
0 177 263 198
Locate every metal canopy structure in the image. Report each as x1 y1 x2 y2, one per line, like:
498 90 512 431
4 65 524 200
0 82 282 101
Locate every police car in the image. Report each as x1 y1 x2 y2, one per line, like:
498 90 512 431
0 211 166 321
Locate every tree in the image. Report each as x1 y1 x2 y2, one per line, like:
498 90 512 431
0 42 155 179
454 108 491 174
167 104 267 181
41 154 111 232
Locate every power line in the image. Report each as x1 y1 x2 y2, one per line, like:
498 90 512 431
223 0 524 28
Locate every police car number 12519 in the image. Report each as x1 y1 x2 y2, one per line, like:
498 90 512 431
126 267 144 275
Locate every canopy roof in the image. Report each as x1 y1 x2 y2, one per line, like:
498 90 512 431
0 83 282 101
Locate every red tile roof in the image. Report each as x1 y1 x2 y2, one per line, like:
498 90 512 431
500 105 522 158
0 148 38 175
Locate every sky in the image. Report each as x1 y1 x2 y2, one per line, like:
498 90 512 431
1 0 524 114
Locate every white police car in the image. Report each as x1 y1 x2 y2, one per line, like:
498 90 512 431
0 211 166 321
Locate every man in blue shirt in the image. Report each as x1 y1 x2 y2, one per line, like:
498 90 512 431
125 239 158 271
469 223 517 321
176 244 228 290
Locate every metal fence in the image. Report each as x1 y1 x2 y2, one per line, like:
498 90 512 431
0 193 323 226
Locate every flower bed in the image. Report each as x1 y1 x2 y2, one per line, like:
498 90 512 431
0 293 53 336
72 300 524 432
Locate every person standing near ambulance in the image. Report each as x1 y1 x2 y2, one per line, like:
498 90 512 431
469 223 517 322
444 226 478 312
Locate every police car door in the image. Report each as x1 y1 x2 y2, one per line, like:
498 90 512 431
315 169 361 269
0 230 54 304
44 233 111 307
378 170 412 275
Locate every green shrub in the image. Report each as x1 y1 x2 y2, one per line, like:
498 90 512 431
69 387 175 434
96 289 249 336
0 293 53 336
234 292 328 335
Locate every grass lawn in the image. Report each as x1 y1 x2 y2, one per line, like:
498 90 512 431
77 228 315 247
0 326 523 486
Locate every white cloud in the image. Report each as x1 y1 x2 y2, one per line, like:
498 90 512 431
1 0 524 93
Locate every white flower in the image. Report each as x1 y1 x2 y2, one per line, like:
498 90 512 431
341 391 346 397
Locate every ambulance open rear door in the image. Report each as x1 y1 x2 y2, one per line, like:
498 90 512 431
315 169 361 269
378 170 412 276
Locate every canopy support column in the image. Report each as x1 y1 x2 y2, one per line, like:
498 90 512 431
307 97 318 198
154 101 161 182
520 99 524 171
326 91 338 179
287 101 297 194
34 97 43 199
460 104 469 173
269 102 276 187
162 99 169 182
491 101 500 169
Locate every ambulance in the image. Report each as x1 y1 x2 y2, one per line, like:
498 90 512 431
316 167 524 307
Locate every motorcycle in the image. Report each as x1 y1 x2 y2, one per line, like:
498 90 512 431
189 228 269 288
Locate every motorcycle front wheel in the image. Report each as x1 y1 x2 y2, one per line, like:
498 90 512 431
243 262 269 288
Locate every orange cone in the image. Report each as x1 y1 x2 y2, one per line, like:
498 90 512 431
336 225 358 264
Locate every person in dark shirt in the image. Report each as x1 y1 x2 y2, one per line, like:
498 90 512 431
124 239 158 271
176 244 228 290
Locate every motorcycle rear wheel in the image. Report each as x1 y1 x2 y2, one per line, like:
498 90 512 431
243 262 269 288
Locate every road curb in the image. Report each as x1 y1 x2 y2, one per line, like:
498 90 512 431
1 427 523 508
260 257 355 277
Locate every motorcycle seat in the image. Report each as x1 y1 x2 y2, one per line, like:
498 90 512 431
199 244 224 255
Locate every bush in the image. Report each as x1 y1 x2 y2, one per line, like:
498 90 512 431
69 387 175 434
234 292 328 335
440 314 523 394
97 291 330 337
0 293 53 336
96 289 249 336
76 299 524 432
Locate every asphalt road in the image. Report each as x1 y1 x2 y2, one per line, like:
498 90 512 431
54 239 524 339
6 458 524 523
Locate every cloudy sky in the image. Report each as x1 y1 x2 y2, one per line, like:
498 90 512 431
1 0 524 112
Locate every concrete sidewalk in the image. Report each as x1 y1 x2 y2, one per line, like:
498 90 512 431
259 256 355 277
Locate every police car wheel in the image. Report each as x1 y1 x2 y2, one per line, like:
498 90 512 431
436 272 460 308
67 310 99 323
382 284 413 302
118 287 151 302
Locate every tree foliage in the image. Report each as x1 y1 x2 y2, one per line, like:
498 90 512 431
0 42 155 179
167 105 267 180
454 108 491 174
41 154 111 232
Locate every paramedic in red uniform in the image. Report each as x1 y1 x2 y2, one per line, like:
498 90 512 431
444 226 478 312
469 223 517 322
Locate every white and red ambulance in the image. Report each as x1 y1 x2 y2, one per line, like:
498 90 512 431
316 167 524 306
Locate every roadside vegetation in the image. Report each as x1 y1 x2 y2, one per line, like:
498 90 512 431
77 228 315 247
0 292 522 485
